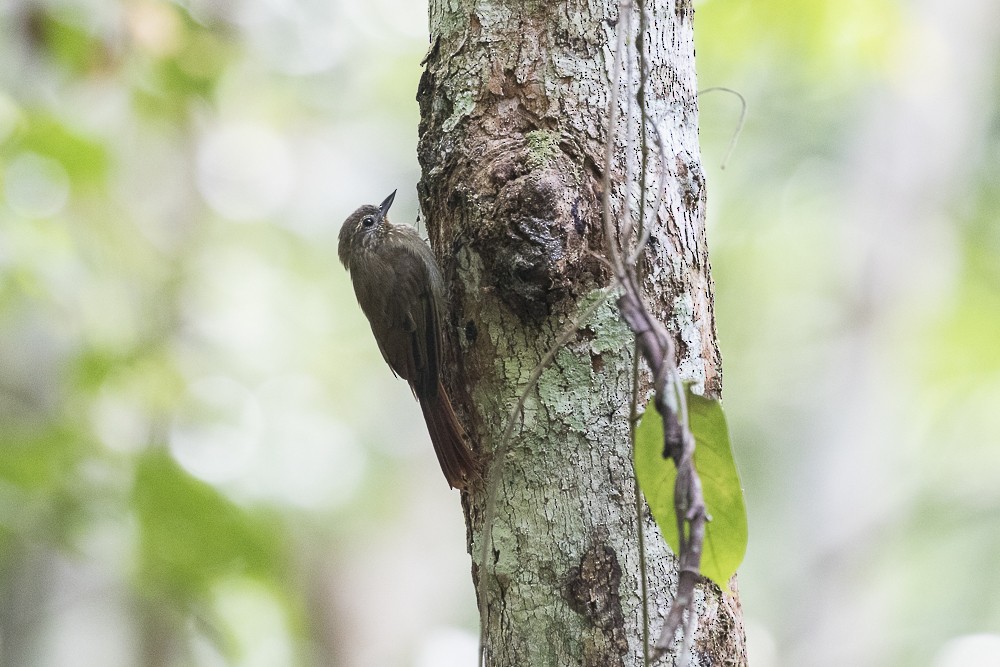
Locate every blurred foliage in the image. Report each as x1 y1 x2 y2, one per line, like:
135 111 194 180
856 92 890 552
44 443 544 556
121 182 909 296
0 1 356 664
1 113 109 189
0 0 997 665
132 450 284 600
696 0 1000 664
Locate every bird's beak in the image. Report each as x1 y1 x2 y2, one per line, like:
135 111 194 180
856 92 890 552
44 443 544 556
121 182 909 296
377 190 396 222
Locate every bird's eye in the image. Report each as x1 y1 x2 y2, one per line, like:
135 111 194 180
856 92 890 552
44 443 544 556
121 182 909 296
361 215 376 228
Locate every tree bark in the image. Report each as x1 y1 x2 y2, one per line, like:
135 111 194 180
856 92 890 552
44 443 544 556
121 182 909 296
416 1 746 665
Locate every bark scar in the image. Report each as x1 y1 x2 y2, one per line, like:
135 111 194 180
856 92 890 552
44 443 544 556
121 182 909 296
564 540 628 666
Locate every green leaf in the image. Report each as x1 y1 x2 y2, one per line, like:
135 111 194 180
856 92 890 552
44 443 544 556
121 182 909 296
634 386 748 591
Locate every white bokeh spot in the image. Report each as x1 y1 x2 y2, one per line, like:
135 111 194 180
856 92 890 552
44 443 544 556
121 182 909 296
196 122 293 221
4 152 71 218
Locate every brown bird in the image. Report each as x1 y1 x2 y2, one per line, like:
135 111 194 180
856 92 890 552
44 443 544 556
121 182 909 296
339 191 478 490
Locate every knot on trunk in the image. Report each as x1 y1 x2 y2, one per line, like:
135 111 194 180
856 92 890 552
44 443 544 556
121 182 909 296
473 131 604 320
565 540 628 666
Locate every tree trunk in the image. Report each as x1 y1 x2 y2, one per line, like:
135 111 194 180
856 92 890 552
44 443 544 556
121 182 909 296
416 1 746 665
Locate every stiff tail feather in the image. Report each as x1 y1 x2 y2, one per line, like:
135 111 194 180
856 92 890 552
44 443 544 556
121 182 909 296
419 382 479 489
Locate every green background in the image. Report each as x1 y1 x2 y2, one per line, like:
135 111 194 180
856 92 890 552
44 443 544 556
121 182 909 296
0 0 998 665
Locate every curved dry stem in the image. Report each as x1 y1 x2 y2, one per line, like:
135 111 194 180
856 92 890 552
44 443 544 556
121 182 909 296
608 2 710 655
600 0 632 283
698 86 748 171
628 111 669 267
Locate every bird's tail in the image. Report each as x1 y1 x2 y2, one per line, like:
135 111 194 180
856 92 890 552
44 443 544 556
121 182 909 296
419 382 479 490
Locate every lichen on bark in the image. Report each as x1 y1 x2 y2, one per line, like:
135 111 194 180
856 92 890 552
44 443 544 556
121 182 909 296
416 0 746 664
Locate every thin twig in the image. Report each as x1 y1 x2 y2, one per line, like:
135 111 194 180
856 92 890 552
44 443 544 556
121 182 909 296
600 0 632 284
628 113 669 267
678 605 698 667
617 289 707 662
621 3 637 251
601 1 710 662
628 294 650 667
634 1 652 662
633 469 651 667
627 15 672 266
697 86 747 171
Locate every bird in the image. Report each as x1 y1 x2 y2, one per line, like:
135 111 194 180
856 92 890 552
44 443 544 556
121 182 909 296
338 190 478 490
